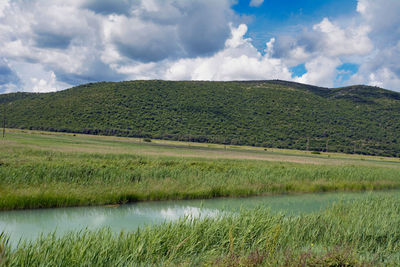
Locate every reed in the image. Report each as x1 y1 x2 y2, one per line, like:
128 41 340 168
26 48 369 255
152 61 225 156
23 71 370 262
2 195 399 266
1 130 400 210
1 142 400 210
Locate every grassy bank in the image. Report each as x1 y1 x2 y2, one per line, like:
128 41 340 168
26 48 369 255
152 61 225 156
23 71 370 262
1 130 400 210
1 195 399 266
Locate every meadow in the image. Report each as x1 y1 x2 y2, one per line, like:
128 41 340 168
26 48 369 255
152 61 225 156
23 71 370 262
3 80 400 157
1 129 400 210
1 195 399 266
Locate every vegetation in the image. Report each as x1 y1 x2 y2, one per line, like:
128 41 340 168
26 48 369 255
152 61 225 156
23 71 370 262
1 81 399 266
1 80 400 157
1 130 400 210
1 195 399 266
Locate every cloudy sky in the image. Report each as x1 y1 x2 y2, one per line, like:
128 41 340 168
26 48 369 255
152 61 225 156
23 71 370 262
0 0 399 93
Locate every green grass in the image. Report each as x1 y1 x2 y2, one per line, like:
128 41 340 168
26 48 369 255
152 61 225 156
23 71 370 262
1 195 399 266
1 130 400 210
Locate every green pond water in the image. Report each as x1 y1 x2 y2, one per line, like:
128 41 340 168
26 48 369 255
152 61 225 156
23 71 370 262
0 190 398 247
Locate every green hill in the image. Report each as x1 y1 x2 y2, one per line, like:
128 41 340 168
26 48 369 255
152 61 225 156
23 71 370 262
1 80 400 156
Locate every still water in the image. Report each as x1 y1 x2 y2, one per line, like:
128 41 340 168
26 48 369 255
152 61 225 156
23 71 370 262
0 190 398 246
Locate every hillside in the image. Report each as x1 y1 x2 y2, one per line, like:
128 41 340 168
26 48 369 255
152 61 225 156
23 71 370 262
1 80 400 156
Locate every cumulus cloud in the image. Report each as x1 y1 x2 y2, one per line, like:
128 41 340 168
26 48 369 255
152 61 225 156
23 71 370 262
118 15 382 86
82 0 135 15
0 0 236 91
312 18 372 57
0 0 9 17
0 59 18 85
273 17 372 66
163 24 292 81
295 56 341 87
0 0 116 89
349 41 400 89
104 15 181 63
346 0 400 90
0 0 399 92
356 0 400 43
269 16 373 88
0 58 20 93
30 72 59 93
268 0 400 90
8 61 71 93
112 24 291 81
103 0 233 63
249 0 264 7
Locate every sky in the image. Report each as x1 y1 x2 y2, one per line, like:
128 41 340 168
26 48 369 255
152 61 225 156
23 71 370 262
0 0 399 93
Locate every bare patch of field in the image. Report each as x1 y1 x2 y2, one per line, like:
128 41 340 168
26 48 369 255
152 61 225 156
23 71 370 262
3 129 400 168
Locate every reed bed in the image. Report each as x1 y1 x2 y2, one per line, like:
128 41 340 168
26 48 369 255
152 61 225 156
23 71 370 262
1 142 400 210
1 195 399 266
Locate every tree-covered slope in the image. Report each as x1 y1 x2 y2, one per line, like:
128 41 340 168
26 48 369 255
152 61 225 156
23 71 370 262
1 80 400 156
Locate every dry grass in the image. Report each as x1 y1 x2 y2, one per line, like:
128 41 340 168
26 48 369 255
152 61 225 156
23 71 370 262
3 129 400 167
1 129 400 210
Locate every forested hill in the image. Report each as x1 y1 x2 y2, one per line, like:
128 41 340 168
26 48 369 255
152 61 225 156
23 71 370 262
1 80 400 157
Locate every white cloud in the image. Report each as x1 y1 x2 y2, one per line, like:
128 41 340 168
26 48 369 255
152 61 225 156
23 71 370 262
269 0 400 91
102 14 180 63
312 18 372 57
0 0 9 17
264 37 275 57
357 0 400 36
349 67 400 89
249 0 264 7
225 24 250 49
163 24 292 81
0 58 20 93
0 0 111 89
10 61 71 92
348 41 400 89
0 0 400 92
295 56 341 87
114 24 292 81
356 0 367 15
274 17 373 68
102 0 233 63
114 62 162 80
367 68 400 89
0 0 236 91
31 73 57 93
346 0 400 90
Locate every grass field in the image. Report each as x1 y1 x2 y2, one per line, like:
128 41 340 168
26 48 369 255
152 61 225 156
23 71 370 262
1 129 400 210
1 129 400 266
1 195 399 266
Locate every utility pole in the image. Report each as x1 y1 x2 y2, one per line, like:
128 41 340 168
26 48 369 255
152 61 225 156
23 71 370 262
188 129 191 147
306 137 310 151
2 104 5 138
326 139 329 152
224 137 226 150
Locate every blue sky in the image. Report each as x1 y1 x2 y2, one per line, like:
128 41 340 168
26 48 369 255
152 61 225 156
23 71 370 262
234 0 358 45
0 0 399 92
233 0 361 83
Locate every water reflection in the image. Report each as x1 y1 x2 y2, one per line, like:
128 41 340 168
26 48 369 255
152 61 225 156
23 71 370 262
0 190 397 247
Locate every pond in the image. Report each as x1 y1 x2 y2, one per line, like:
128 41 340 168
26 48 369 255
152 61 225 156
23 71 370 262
1 190 398 247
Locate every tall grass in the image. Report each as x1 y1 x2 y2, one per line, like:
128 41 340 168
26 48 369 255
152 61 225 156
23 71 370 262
1 144 400 210
2 196 399 266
